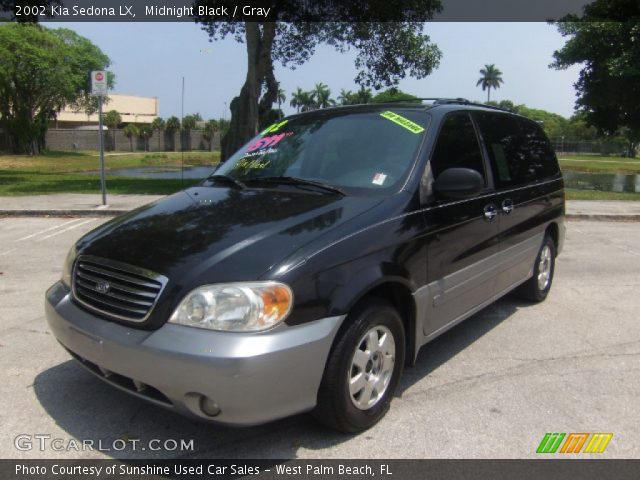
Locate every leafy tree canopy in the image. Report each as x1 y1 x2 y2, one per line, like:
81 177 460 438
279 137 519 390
372 88 419 103
551 0 640 155
195 1 443 159
0 24 111 153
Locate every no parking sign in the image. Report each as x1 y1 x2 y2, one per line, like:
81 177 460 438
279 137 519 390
91 70 107 95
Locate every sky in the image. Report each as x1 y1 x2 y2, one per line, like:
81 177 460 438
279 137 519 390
54 22 583 120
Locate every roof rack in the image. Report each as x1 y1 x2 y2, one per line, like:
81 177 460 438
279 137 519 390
384 97 512 112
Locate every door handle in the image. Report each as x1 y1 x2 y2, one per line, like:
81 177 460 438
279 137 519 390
484 204 497 222
502 199 514 215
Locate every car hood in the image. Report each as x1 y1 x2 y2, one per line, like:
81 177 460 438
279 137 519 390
76 185 382 288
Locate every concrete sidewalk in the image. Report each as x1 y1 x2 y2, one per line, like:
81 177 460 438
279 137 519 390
1 193 640 220
0 194 164 216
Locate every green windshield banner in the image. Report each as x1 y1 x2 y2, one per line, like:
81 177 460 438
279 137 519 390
379 111 425 134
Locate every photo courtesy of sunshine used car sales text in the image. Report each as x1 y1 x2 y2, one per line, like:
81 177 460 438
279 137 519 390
14 463 388 477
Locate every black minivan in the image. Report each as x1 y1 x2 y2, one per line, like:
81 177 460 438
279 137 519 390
46 100 565 432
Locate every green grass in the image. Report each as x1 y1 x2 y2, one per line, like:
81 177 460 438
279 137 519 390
1 150 639 198
0 150 218 196
0 150 219 173
565 190 640 201
559 155 640 174
0 171 202 195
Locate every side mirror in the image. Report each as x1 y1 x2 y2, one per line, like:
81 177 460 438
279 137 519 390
434 168 484 199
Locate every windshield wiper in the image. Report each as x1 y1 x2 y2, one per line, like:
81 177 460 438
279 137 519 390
249 176 345 196
207 174 247 190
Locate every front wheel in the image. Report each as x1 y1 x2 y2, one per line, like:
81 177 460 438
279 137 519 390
314 299 405 432
517 234 556 302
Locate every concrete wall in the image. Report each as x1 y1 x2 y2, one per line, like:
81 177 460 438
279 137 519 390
45 129 220 152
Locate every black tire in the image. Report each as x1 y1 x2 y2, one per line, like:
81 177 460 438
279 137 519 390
516 234 556 303
314 298 405 433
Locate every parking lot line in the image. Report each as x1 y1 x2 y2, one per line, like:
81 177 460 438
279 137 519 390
37 219 96 241
14 218 87 242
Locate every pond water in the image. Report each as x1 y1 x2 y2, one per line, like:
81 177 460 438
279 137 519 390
562 171 640 193
86 166 640 194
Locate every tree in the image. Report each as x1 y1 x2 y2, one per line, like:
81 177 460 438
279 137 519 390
312 83 335 109
338 89 354 106
104 110 121 151
0 24 112 153
476 64 504 102
122 124 138 152
217 118 230 137
181 114 199 151
202 119 219 151
165 116 180 151
552 0 640 157
372 88 419 103
276 87 286 111
290 87 306 113
195 4 443 160
138 125 153 152
151 117 165 151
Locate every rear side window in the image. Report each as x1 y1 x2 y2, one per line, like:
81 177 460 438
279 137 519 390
474 112 559 187
430 112 486 184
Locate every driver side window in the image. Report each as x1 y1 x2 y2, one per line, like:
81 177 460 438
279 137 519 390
430 112 486 185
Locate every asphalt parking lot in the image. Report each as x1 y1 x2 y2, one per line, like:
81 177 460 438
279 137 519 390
0 216 638 459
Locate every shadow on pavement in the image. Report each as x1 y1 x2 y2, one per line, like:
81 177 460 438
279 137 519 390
33 295 523 460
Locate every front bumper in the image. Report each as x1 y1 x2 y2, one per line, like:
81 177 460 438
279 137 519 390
45 282 344 426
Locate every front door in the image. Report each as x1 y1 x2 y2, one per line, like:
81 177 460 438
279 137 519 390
421 111 500 338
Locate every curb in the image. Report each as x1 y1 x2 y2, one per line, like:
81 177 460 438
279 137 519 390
0 209 130 217
566 214 640 222
1 210 640 222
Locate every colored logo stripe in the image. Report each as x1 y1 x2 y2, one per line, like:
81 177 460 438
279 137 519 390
537 433 565 453
537 433 613 454
584 433 613 453
560 433 589 453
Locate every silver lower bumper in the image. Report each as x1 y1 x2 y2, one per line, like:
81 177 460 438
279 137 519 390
45 282 344 426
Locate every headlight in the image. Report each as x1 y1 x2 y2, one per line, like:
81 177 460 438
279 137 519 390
169 282 293 332
61 245 77 287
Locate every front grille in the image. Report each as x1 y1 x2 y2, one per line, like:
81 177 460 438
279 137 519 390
72 255 168 323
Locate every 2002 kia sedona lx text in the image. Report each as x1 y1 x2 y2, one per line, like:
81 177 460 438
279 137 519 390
46 99 565 432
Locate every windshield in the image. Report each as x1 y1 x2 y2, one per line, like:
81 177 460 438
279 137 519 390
212 109 430 194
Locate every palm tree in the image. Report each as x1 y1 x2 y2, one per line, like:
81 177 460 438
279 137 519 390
476 64 504 102
276 87 286 110
290 87 306 113
165 116 180 151
103 110 121 151
312 82 335 109
202 119 219 151
122 124 139 152
300 91 316 112
151 117 165 151
138 125 153 152
338 89 354 106
354 87 373 104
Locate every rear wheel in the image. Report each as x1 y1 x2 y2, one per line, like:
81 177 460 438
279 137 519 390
314 299 405 432
517 234 556 302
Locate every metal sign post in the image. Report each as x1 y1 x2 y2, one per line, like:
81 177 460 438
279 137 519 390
91 71 108 206
98 95 106 205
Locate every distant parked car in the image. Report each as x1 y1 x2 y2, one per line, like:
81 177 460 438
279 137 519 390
46 99 565 432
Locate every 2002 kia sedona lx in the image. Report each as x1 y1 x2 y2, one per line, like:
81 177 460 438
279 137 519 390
46 99 565 432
